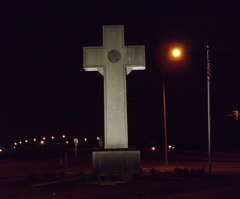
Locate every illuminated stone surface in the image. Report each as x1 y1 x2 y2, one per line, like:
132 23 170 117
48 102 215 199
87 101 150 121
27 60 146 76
83 25 145 149
93 150 141 173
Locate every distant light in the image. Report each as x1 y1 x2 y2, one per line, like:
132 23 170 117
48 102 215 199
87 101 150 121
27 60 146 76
84 138 87 142
33 138 37 142
13 146 16 149
14 142 18 146
168 145 175 151
25 140 28 143
51 136 55 140
233 110 239 120
19 141 22 144
66 141 69 144
62 134 66 139
40 140 44 144
0 149 2 152
151 146 156 151
43 137 46 140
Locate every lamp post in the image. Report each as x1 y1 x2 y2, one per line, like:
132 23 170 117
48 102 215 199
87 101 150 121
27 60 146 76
162 72 168 165
163 47 182 166
74 138 78 157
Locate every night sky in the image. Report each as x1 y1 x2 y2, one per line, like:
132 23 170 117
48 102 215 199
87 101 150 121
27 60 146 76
1 0 240 152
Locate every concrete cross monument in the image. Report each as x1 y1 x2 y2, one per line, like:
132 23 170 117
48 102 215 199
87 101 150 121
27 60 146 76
83 25 145 173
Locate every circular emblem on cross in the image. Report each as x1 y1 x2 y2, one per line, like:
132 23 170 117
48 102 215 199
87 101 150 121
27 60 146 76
108 49 121 63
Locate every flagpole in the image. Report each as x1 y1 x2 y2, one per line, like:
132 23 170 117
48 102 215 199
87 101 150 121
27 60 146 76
207 46 212 174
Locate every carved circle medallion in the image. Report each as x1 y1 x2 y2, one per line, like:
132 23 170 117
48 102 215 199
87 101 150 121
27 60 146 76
107 49 121 63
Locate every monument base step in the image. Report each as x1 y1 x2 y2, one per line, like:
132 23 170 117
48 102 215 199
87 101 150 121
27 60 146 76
92 150 141 174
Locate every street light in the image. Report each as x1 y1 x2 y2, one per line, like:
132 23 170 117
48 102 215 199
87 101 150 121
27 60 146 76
163 47 182 166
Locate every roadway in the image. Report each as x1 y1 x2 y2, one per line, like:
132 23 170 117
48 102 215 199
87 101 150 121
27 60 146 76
0 150 240 198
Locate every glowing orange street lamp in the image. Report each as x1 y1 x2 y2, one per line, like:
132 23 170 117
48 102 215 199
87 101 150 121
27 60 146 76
172 48 182 58
163 47 182 166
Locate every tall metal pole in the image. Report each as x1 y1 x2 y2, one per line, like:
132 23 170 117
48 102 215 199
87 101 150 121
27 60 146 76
207 46 212 174
163 72 168 165
162 47 182 166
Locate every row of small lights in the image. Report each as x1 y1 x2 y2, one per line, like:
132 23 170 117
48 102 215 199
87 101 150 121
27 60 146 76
151 145 175 151
13 134 90 149
12 135 102 149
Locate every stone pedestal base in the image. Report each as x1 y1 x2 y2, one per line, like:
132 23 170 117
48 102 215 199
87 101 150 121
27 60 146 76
92 150 141 174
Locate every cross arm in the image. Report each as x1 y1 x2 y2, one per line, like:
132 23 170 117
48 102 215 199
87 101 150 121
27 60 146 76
122 46 145 75
83 47 106 75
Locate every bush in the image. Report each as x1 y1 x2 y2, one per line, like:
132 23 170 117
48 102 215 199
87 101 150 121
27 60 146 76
149 168 161 181
190 168 206 177
25 174 39 184
174 168 189 177
174 168 206 177
42 172 57 181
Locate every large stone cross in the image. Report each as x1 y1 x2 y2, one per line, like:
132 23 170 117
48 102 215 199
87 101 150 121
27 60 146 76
83 25 145 149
